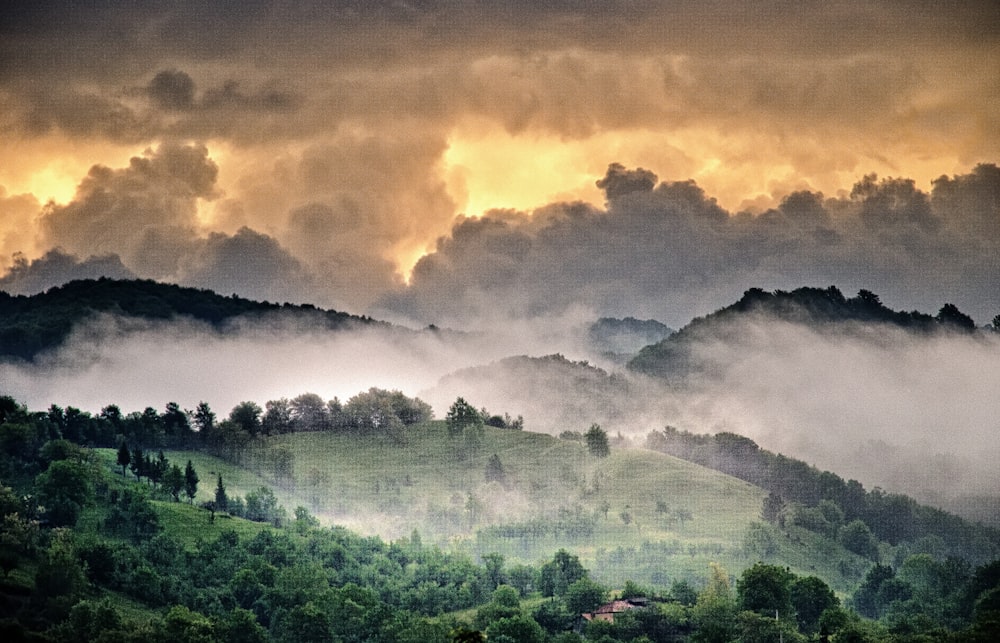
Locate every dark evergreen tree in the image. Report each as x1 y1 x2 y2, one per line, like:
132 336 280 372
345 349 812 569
116 440 130 477
184 460 199 503
129 445 144 481
215 474 228 513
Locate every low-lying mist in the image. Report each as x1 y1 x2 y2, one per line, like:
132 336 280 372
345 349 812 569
423 317 1000 522
0 310 601 416
3 308 997 523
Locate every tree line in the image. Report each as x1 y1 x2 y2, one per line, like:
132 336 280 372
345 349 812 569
645 426 1000 565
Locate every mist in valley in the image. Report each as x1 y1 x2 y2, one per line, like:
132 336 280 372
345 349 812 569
422 316 1000 524
2 298 998 526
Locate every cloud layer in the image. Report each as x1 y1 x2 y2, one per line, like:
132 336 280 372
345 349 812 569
383 162 1000 328
0 1 997 326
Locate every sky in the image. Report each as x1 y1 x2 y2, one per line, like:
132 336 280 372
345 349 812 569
1 0 998 329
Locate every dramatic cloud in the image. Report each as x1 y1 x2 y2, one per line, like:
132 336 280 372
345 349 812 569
382 163 1000 328
0 250 134 296
1 2 996 318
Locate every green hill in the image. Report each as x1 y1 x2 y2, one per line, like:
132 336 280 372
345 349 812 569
147 422 891 593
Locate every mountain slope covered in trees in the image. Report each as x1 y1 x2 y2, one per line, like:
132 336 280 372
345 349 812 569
628 286 983 379
0 278 383 361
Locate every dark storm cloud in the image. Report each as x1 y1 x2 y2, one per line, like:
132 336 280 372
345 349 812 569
148 70 196 111
382 163 1000 328
0 250 135 295
25 143 324 306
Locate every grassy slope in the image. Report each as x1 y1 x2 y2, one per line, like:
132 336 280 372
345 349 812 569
97 423 872 593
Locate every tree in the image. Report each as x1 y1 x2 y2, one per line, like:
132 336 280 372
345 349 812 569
163 401 191 443
184 460 199 503
129 445 144 481
485 614 545 643
485 454 505 483
229 401 263 436
37 459 93 527
584 423 610 458
164 464 184 501
737 562 794 618
475 585 521 629
194 401 216 433
446 397 482 437
540 549 587 597
692 563 737 643
564 577 607 614
790 575 838 634
290 393 330 431
148 450 168 488
937 303 976 331
839 519 880 561
762 491 785 524
262 398 293 435
116 440 131 477
215 475 229 513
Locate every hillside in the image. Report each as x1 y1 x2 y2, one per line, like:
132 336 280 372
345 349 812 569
145 422 939 594
5 390 1000 641
0 278 383 361
628 285 981 379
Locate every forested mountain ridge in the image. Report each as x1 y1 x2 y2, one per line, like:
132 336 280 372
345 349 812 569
628 285 985 378
0 278 384 361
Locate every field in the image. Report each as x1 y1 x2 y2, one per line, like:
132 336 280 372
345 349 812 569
93 422 874 593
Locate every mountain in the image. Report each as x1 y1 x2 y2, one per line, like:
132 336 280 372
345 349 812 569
0 278 383 361
587 317 673 361
628 285 980 379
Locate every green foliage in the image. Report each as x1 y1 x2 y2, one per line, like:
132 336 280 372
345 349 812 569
474 585 521 629
446 397 482 437
36 459 93 526
215 474 228 512
790 575 838 634
540 549 587 597
585 423 610 458
737 562 795 617
564 576 607 614
229 401 263 436
692 563 737 643
743 521 778 559
184 459 199 502
116 441 131 477
163 463 184 501
484 614 546 643
532 598 575 633
840 519 880 561
104 486 160 540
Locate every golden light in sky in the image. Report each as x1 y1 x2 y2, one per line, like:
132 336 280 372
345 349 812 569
0 1 996 323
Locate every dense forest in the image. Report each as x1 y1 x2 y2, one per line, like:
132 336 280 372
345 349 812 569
629 286 990 379
2 392 999 641
0 278 383 362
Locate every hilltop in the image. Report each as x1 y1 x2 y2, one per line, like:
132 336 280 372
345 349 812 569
628 285 984 379
0 278 384 361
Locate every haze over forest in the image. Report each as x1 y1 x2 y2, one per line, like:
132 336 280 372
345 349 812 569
2 0 999 531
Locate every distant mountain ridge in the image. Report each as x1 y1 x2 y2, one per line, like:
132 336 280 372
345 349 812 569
628 285 982 378
0 278 383 361
588 316 673 360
